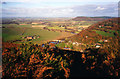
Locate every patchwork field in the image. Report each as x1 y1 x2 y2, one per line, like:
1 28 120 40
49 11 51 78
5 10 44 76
2 24 74 44
2 19 95 45
2 17 120 78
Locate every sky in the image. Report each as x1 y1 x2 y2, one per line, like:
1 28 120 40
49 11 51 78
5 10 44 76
1 0 120 17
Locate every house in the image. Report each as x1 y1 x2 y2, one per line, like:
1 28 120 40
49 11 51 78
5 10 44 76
33 37 36 39
26 36 33 40
80 50 84 52
95 43 101 48
85 36 88 38
96 45 101 48
22 36 25 39
76 42 79 46
73 42 79 45
37 36 40 39
104 40 108 42
73 42 76 45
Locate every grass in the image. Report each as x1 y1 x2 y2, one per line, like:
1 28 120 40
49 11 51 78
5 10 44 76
23 28 60 44
118 31 120 36
47 26 65 30
2 24 32 28
2 27 24 41
55 43 66 48
75 31 80 33
17 24 32 27
2 24 18 28
2 23 74 44
108 30 116 33
93 30 115 37
109 30 120 37
56 42 73 49
2 26 61 44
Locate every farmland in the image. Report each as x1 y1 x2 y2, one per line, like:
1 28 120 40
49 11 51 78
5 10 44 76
2 17 97 44
2 23 75 44
2 25 60 44
2 17 120 78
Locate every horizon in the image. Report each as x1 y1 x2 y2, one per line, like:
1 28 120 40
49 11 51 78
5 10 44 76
2 1 119 17
1 15 118 18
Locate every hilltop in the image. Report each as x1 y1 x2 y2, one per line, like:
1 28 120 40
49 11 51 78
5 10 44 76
70 18 120 44
72 16 112 21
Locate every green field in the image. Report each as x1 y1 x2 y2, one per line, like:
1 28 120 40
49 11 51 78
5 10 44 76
2 27 24 41
2 20 93 44
108 30 120 36
23 28 60 44
2 24 32 27
93 30 115 37
17 24 32 27
55 42 66 48
55 42 73 49
2 24 61 44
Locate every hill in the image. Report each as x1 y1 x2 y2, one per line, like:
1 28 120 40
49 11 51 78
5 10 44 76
2 18 120 78
72 16 112 21
70 18 120 44
2 42 120 78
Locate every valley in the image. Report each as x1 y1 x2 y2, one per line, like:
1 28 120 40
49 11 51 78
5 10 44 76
2 17 120 78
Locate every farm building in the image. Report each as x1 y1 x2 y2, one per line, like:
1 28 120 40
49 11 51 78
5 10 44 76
26 36 33 40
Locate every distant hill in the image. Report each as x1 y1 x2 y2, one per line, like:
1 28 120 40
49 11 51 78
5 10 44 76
72 16 113 21
70 18 120 44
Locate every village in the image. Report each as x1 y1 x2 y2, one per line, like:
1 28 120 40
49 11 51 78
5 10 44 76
41 37 109 53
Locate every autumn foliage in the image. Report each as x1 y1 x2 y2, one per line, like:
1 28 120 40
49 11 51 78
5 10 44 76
2 43 73 78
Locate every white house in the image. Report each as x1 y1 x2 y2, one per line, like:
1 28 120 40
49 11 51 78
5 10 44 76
73 42 76 45
96 45 101 48
104 40 108 42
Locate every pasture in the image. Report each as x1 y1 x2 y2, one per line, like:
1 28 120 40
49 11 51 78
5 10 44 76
2 24 73 44
47 26 65 30
93 30 115 37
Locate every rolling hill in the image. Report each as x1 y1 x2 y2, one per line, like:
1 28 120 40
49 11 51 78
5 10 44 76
2 18 120 78
72 16 112 21
70 18 120 44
